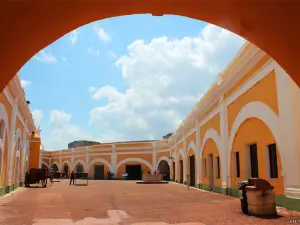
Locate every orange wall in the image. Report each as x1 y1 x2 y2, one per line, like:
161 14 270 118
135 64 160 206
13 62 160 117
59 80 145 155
186 131 196 150
230 118 284 194
200 114 220 141
227 71 279 132
29 138 40 169
117 154 152 164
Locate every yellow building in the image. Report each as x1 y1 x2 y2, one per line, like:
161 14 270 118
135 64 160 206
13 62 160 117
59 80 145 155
0 75 40 196
1 42 300 212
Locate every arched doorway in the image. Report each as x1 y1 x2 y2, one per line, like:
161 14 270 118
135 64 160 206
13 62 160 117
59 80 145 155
116 158 152 180
230 118 284 196
75 163 84 173
177 150 185 184
186 146 196 187
1 2 300 93
201 137 222 192
62 162 70 177
51 164 59 172
157 160 170 181
88 159 112 180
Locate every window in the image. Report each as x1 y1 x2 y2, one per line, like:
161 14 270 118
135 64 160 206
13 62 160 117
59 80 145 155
216 156 220 178
249 144 259 178
203 158 207 177
235 152 240 178
268 143 278 178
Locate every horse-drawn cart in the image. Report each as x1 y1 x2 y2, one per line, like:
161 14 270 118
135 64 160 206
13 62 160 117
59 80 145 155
24 168 48 188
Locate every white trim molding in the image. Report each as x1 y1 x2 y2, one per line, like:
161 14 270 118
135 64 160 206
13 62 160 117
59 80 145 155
116 158 153 173
88 158 112 171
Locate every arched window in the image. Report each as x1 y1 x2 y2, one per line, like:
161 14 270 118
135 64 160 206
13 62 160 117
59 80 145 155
0 120 5 140
76 163 83 173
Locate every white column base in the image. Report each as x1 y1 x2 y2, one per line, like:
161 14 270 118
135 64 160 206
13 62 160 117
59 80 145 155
286 187 300 199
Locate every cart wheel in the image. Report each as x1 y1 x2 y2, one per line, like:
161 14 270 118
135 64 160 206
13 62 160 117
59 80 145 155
41 180 47 188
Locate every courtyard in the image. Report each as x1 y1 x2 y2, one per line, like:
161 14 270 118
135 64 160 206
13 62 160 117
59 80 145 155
0 181 299 225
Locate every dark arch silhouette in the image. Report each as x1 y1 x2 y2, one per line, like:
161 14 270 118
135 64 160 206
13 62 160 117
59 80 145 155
157 160 170 181
0 1 299 92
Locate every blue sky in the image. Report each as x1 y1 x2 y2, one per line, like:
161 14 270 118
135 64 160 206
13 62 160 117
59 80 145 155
19 15 245 150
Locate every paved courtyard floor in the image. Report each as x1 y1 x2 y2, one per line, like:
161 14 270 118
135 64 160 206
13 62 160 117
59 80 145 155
0 180 299 225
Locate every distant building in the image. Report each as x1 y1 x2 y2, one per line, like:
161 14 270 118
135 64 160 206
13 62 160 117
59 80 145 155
68 140 101 149
163 133 173 139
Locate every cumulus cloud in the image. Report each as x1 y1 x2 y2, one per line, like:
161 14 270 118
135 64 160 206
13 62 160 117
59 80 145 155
94 26 111 42
34 50 57 63
44 110 92 150
31 109 43 127
21 80 31 88
69 29 78 44
89 24 246 142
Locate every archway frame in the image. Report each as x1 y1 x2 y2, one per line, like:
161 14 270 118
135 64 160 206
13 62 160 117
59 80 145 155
88 158 112 171
0 103 9 185
227 101 284 189
116 157 153 173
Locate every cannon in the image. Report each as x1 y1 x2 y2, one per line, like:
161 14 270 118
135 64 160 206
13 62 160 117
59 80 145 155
24 168 48 188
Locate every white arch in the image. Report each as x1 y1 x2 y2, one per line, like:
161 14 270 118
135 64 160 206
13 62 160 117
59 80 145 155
156 156 171 169
227 101 283 179
62 160 71 168
116 158 153 172
176 148 187 182
0 103 9 138
187 141 196 156
88 158 112 171
200 128 222 156
74 159 86 170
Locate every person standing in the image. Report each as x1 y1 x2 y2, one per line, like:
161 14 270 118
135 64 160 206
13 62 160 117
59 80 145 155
70 171 75 185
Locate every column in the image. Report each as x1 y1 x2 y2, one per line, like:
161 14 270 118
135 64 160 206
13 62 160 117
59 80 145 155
175 143 179 182
85 148 89 173
6 99 18 186
220 95 229 194
275 66 300 199
152 142 156 172
196 120 201 187
183 133 187 184
71 149 74 171
111 144 117 174
59 152 62 172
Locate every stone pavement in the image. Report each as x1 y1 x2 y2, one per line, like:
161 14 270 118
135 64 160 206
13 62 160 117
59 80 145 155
0 180 299 225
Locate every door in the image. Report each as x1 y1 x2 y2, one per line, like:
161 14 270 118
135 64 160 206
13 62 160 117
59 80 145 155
208 154 214 191
172 162 175 181
180 160 183 183
64 165 69 177
189 155 195 186
126 165 142 180
94 165 104 180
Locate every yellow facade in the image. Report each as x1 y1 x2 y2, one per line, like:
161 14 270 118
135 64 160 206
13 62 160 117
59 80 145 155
0 75 38 195
1 42 300 211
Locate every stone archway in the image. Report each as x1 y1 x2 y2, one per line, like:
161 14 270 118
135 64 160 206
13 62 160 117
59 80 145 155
157 159 170 181
1 2 300 93
201 130 222 192
51 164 59 172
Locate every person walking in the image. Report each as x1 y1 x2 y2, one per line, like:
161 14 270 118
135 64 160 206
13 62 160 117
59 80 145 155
70 171 75 185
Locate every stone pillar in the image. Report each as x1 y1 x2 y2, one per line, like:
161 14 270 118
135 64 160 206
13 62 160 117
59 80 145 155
183 134 187 184
152 142 156 172
220 95 229 194
111 144 117 174
275 66 300 201
85 149 89 173
6 99 18 186
196 120 201 187
71 149 74 171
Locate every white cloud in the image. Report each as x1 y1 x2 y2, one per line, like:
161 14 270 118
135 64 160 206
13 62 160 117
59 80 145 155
94 26 111 42
31 109 43 127
89 24 246 142
69 30 78 44
44 110 92 150
21 80 31 88
34 50 57 63
88 47 100 57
